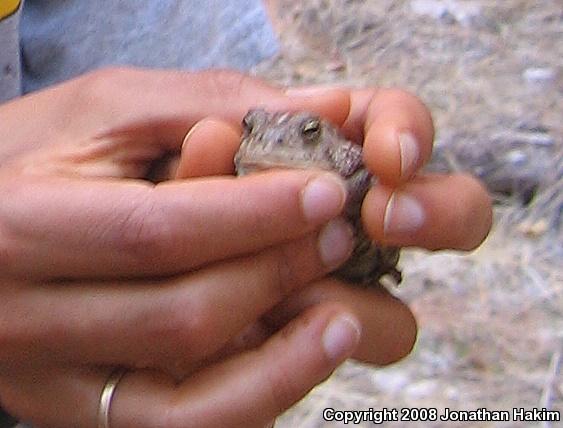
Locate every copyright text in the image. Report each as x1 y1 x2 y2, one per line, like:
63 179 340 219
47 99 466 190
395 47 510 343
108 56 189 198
322 407 561 424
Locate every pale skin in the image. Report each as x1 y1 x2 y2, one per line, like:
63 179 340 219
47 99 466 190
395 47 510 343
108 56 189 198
0 68 492 427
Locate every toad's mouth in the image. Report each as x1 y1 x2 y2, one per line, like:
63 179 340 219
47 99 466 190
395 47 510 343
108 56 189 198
236 157 332 173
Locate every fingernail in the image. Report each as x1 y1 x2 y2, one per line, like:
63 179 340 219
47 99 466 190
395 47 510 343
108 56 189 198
323 314 362 363
398 132 419 179
301 174 347 223
384 192 425 236
285 85 340 97
181 121 205 150
318 218 354 269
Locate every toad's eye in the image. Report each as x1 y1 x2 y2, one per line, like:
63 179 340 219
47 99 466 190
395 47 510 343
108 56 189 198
301 119 321 142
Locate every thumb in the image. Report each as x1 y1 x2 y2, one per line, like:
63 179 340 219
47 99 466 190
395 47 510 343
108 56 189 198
77 68 351 150
0 68 352 163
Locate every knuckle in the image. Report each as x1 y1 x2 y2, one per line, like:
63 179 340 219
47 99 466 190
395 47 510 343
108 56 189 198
198 69 256 103
267 234 327 297
114 190 174 267
146 294 216 357
269 244 305 298
176 299 217 351
265 360 301 414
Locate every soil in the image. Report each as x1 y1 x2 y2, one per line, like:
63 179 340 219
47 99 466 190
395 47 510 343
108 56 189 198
257 1 562 426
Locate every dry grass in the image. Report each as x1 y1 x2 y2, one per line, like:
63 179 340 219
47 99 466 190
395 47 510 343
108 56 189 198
256 1 562 426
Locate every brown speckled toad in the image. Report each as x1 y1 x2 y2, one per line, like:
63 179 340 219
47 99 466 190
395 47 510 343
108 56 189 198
234 109 402 287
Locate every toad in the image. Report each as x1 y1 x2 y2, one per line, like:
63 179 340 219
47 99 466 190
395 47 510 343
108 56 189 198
235 109 402 287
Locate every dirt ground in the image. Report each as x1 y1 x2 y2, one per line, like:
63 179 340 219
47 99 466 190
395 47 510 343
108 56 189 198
256 1 562 427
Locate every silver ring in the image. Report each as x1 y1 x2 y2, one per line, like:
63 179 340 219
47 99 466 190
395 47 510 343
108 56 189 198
98 368 127 428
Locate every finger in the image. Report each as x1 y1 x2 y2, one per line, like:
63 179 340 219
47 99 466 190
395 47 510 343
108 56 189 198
362 173 493 250
1 305 360 428
342 88 435 185
3 68 348 148
165 304 360 428
263 278 417 366
1 68 352 167
0 366 104 428
176 118 242 178
0 221 354 370
0 169 348 279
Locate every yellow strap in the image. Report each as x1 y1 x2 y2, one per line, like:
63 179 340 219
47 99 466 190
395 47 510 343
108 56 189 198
0 0 21 20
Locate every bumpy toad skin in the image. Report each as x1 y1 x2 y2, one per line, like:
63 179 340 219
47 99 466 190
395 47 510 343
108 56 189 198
235 109 402 287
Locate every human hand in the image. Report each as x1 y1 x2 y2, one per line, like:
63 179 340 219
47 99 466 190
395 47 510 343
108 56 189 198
0 70 428 427
0 68 363 427
0 68 491 427
178 84 492 364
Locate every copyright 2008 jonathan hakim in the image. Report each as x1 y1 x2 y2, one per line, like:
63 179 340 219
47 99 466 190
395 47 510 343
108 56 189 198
322 407 561 424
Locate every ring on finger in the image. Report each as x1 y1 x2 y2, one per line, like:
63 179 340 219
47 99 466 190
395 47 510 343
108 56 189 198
98 368 127 428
